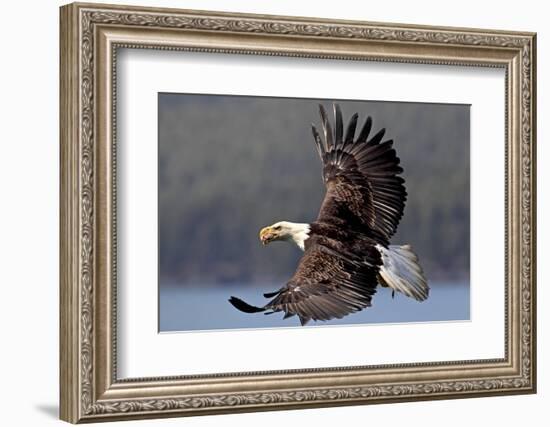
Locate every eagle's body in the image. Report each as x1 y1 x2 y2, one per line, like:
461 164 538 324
229 104 428 325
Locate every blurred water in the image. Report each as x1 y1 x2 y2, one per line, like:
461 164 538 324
159 282 469 332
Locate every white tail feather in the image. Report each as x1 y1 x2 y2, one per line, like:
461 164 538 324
376 244 429 301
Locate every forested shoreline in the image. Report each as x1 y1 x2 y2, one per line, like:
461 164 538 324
158 94 470 286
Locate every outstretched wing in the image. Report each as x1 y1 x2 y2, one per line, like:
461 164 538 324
311 104 407 242
229 240 378 325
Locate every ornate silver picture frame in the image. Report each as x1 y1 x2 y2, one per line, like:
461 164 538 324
60 2 536 423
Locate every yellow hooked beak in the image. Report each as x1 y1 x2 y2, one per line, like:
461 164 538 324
259 226 277 245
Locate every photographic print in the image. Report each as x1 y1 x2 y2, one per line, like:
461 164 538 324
159 94 470 332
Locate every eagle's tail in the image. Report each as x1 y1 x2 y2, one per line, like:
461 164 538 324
376 244 429 301
228 296 266 313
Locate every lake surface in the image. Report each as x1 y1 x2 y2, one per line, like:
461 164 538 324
159 282 469 332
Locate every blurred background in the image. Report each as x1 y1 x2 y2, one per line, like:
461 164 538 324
158 94 470 332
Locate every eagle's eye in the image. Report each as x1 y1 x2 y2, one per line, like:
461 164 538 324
274 225 282 231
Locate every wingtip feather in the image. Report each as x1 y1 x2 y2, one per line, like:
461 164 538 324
228 296 266 313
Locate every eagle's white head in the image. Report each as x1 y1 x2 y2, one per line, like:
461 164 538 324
259 221 311 251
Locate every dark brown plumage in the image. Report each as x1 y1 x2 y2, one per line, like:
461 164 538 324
229 103 427 325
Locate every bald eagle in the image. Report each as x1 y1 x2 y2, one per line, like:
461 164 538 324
229 104 428 325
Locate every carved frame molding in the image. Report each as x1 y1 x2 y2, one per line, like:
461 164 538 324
60 2 536 423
